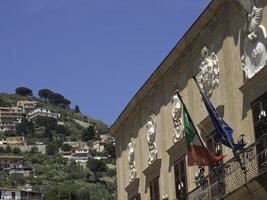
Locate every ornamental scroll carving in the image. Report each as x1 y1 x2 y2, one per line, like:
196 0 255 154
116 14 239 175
146 115 158 165
240 3 267 79
128 137 137 182
197 47 219 97
171 93 184 143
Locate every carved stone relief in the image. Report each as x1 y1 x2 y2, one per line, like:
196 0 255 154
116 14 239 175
146 115 158 165
237 0 254 13
197 47 220 97
128 137 137 182
241 4 267 79
171 93 184 143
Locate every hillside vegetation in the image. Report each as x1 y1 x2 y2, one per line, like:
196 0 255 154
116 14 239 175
0 91 109 141
0 89 116 200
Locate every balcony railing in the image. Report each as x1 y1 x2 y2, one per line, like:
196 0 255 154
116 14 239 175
186 135 267 200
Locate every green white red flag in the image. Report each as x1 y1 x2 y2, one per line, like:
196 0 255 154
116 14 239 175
182 103 223 166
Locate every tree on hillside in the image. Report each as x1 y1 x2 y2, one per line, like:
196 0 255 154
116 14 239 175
0 98 11 107
61 143 72 152
30 146 39 153
90 120 109 133
5 145 12 153
87 159 107 182
15 87 33 96
16 118 34 136
74 105 80 113
9 173 25 186
38 89 53 100
12 147 21 154
36 116 57 129
76 187 91 200
105 143 116 158
82 125 95 141
3 130 17 137
46 142 59 155
47 92 65 105
55 124 68 135
62 98 71 108
35 116 57 140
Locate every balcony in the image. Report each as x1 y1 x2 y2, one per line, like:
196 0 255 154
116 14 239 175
186 134 267 200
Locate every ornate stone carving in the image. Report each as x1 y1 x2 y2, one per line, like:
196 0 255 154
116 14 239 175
197 47 219 97
146 115 158 165
241 4 267 79
171 93 184 143
237 0 254 13
128 137 137 182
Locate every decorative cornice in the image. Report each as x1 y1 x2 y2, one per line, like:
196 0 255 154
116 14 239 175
236 0 253 12
125 178 140 195
167 138 185 157
143 159 162 178
239 65 267 101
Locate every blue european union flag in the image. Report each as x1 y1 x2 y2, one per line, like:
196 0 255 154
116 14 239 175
201 92 245 151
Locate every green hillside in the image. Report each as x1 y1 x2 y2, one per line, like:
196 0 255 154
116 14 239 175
0 90 116 200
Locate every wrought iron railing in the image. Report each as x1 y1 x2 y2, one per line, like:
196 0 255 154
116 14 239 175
186 136 267 200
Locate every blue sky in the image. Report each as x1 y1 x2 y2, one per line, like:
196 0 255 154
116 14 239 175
0 0 211 125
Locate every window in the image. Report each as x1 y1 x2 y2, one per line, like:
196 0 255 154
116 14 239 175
149 177 160 200
130 193 141 200
206 132 224 194
12 192 15 200
251 92 267 169
207 133 221 183
174 156 187 200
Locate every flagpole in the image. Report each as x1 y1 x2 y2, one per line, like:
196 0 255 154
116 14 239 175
176 91 212 160
175 90 221 181
192 76 236 150
192 76 246 173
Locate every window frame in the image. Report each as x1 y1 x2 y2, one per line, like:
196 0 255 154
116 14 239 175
174 155 187 200
149 177 160 200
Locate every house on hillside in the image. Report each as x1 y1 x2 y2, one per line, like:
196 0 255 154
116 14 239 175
98 134 115 144
17 100 37 113
71 146 91 163
0 136 25 145
0 107 24 132
62 144 91 166
0 156 32 176
0 156 24 169
0 187 42 200
92 140 106 153
63 141 88 149
28 108 60 120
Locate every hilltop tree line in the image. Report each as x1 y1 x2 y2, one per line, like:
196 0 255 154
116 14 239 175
0 87 110 141
15 87 80 110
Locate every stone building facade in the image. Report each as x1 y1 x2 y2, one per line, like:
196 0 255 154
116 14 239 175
111 0 267 200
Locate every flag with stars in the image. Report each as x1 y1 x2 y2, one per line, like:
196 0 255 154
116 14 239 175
201 91 246 151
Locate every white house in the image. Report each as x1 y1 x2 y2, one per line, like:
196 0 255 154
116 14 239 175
0 187 42 200
92 140 106 153
28 108 60 120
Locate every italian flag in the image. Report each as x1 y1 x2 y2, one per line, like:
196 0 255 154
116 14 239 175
183 106 223 166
